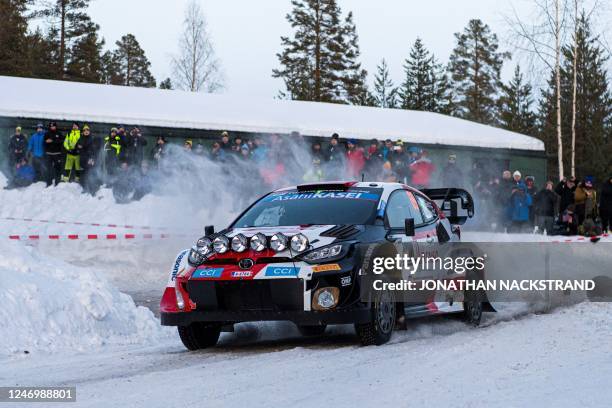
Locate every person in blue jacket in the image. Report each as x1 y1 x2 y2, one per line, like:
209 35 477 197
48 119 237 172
27 123 46 182
509 183 533 233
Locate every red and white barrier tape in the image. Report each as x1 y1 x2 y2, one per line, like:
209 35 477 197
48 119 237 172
6 233 191 241
551 233 609 243
0 217 171 231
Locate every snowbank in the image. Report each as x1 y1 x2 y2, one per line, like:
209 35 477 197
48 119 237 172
0 240 171 355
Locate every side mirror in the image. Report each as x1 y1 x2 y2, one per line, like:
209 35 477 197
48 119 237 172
404 218 415 237
204 225 215 236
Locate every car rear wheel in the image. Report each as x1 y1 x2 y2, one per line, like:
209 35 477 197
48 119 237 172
297 325 327 336
462 288 484 326
355 288 395 346
178 322 221 350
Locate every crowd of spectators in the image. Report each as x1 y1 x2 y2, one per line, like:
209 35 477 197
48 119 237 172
5 123 611 235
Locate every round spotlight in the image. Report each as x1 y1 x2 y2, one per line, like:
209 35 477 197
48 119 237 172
231 234 248 252
290 233 309 253
196 237 212 256
212 235 229 254
250 233 267 252
270 233 288 252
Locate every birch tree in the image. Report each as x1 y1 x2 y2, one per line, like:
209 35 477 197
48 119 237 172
172 0 223 92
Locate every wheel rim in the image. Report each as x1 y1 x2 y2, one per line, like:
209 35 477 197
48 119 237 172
376 291 395 334
467 301 482 321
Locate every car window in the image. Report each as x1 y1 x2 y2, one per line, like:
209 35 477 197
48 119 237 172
385 190 424 229
415 195 437 223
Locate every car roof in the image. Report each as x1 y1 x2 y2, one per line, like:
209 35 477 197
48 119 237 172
274 181 422 195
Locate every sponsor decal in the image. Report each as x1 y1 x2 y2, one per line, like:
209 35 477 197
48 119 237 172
264 266 300 277
312 263 342 273
171 250 188 281
262 191 380 202
231 271 253 278
192 267 224 279
341 275 352 286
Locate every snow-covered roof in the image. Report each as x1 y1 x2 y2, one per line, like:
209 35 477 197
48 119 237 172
0 76 544 151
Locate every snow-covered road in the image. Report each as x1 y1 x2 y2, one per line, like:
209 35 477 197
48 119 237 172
1 302 611 408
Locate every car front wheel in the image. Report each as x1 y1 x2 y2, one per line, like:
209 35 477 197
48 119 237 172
178 322 221 350
355 288 396 346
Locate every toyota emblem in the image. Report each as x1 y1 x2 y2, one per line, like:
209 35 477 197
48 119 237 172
239 258 254 270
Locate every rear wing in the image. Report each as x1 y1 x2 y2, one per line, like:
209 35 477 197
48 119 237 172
421 188 475 225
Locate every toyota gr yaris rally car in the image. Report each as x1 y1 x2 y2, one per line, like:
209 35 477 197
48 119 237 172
161 181 485 349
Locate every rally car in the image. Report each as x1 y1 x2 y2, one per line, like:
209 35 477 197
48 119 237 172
160 181 482 349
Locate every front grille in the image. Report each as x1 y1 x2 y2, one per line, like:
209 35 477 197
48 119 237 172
187 279 304 312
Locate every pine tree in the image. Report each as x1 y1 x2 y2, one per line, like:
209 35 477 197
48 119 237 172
538 13 611 182
273 0 368 104
159 78 173 90
399 38 452 113
107 34 156 88
24 28 57 79
339 11 370 105
0 0 30 77
373 58 397 108
448 19 507 124
35 0 96 79
498 65 536 136
65 23 104 83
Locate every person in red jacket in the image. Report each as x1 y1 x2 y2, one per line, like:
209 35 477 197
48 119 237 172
409 150 435 188
345 139 365 180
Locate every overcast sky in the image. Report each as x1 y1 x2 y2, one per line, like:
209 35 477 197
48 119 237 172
86 0 609 98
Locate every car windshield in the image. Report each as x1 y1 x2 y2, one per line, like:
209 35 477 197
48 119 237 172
232 188 382 227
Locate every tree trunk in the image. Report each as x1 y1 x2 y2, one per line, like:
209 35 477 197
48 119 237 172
570 0 578 178
59 0 66 79
314 3 321 102
555 0 564 180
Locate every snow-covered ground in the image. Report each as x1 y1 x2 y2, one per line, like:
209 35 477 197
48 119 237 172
1 175 610 407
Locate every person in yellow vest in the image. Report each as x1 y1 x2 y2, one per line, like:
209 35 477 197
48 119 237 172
62 122 81 182
104 127 124 176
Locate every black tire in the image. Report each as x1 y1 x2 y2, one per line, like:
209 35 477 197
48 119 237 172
177 322 221 350
355 288 396 346
462 288 484 326
297 325 327 336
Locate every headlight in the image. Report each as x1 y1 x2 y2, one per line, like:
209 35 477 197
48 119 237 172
250 233 267 252
302 244 343 262
231 234 248 252
290 233 309 253
212 235 229 253
270 233 288 252
188 247 204 265
196 237 212 256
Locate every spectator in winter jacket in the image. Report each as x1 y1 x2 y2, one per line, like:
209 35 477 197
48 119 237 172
389 141 410 184
184 139 193 152
251 137 268 163
27 123 46 182
512 170 522 185
231 137 243 154
44 122 64 186
599 176 612 233
409 150 435 188
382 139 394 161
311 141 324 163
104 128 124 174
533 181 559 234
126 127 148 166
574 177 597 226
324 133 345 178
509 184 532 233
442 154 464 187
555 176 577 213
78 125 102 194
345 139 365 179
210 141 224 161
150 135 167 168
524 176 537 225
8 159 35 189
364 139 384 181
8 126 28 171
220 131 231 151
62 122 81 182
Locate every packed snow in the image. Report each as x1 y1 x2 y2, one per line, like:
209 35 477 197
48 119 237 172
0 76 544 151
